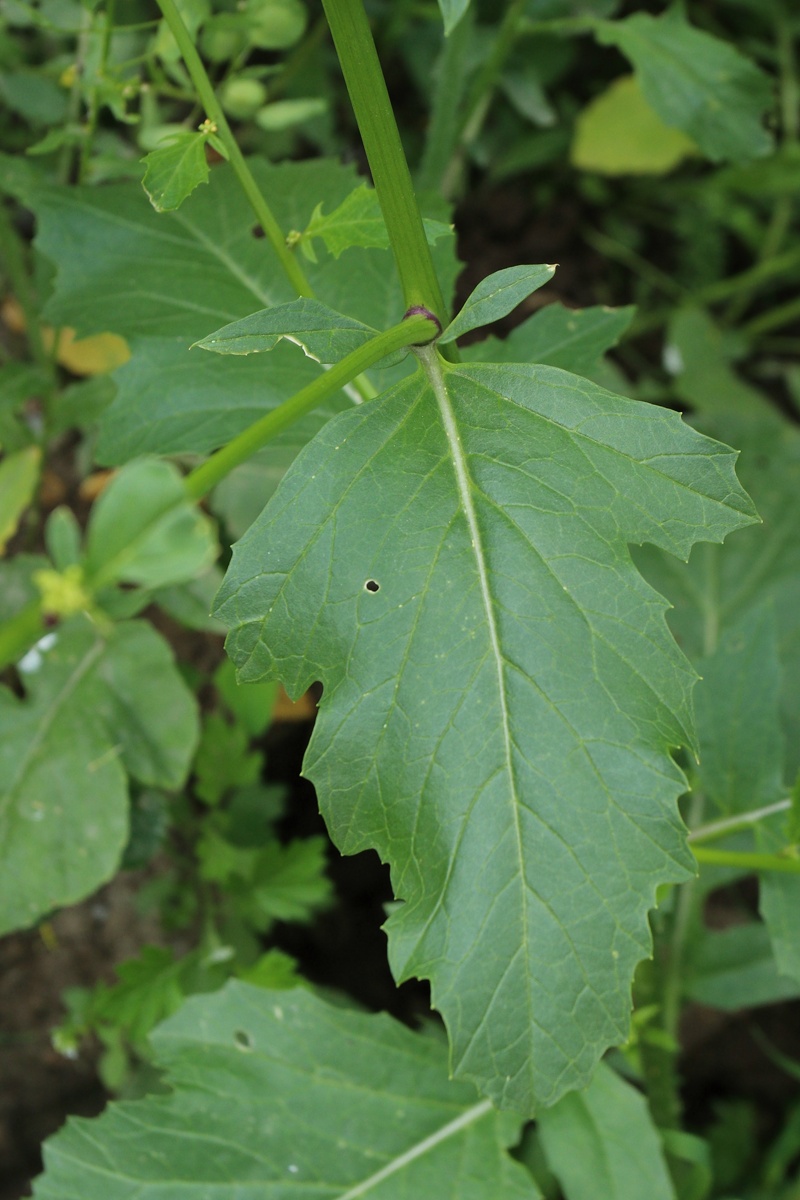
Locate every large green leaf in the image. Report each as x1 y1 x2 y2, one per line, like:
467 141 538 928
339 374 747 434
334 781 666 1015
30 159 458 465
34 159 334 338
98 337 339 462
596 12 774 164
537 1062 675 1200
0 619 198 935
215 352 755 1111
34 984 539 1200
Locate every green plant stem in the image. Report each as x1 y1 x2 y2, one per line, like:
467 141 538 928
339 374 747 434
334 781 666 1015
704 244 800 307
58 5 93 184
743 293 800 338
184 313 439 500
78 0 116 183
654 788 705 1065
321 0 449 328
692 846 800 874
635 957 683 1133
582 228 686 301
688 798 792 845
156 0 313 300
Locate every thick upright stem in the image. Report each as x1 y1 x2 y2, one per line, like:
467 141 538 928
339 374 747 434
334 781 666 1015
157 0 314 299
321 0 449 327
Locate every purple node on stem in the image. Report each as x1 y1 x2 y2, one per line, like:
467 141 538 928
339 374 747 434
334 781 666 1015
403 306 442 339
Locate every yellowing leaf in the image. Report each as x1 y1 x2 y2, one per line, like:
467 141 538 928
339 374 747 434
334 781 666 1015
0 445 40 553
0 297 129 376
54 328 131 376
571 75 696 176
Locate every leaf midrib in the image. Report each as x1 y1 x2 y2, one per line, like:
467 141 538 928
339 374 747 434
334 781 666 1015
418 347 534 1054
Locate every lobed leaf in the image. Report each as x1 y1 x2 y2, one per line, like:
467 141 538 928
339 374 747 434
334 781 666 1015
140 131 210 213
0 620 198 935
301 182 451 260
34 984 539 1200
216 354 756 1111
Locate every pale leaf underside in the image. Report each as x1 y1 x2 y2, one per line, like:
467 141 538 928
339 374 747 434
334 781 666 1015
216 358 756 1111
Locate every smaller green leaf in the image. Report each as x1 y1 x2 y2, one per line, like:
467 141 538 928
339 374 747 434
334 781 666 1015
44 506 82 570
759 821 800 988
84 458 217 590
194 713 263 807
465 302 634 377
195 297 378 363
215 657 277 737
538 1062 675 1200
0 445 40 552
665 308 771 416
437 0 471 36
596 12 774 164
152 565 227 633
197 826 255 883
693 605 784 816
141 131 210 213
300 183 451 261
684 922 800 1010
789 773 800 844
244 0 306 50
0 620 198 935
255 97 327 132
89 946 186 1046
237 948 302 990
439 263 556 343
241 837 332 928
